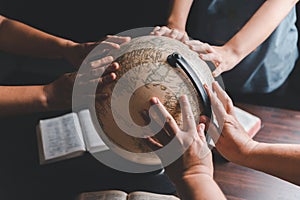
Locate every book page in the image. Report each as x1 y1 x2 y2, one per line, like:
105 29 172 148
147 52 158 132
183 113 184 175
233 106 261 136
78 109 109 153
77 190 127 200
128 191 180 200
39 112 85 160
207 106 261 147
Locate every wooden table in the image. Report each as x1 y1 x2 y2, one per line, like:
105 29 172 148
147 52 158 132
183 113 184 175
213 103 300 200
2 103 300 200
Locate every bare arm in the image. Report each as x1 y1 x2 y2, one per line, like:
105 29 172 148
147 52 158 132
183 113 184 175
0 86 47 116
245 143 300 186
205 81 300 186
175 173 226 200
199 0 299 76
0 58 119 117
147 96 226 200
0 15 130 68
167 0 194 32
156 1 299 77
225 0 298 60
0 15 72 59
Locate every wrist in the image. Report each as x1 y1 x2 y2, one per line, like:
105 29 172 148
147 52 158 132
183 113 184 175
167 164 213 185
40 85 50 111
237 140 260 166
175 173 216 200
25 85 50 113
220 43 244 64
60 39 77 60
177 172 213 186
167 17 186 32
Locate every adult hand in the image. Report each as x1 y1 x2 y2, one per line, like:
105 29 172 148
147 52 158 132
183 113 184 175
203 81 259 164
62 35 131 69
43 56 119 111
147 95 212 183
150 26 189 42
184 40 241 77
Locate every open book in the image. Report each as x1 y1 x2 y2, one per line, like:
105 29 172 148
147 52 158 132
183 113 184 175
233 106 262 138
207 105 262 148
76 190 180 200
36 109 109 164
36 106 261 164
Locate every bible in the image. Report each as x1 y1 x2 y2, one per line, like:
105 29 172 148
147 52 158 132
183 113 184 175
233 106 262 138
208 105 262 147
76 190 180 200
36 109 109 164
36 105 261 164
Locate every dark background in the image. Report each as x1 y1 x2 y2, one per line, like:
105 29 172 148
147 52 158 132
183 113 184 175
1 1 178 200
1 1 300 200
2 0 172 42
2 0 300 110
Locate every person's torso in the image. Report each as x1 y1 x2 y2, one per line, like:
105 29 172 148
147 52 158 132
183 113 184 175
187 0 299 93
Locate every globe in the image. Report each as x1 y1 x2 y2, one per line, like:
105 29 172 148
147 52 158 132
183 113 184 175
93 35 214 165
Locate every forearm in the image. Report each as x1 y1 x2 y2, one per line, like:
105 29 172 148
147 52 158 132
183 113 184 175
175 174 226 200
244 143 300 186
167 0 193 31
0 86 48 116
0 15 74 58
222 0 298 61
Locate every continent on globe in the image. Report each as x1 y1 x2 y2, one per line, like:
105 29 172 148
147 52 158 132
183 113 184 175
92 35 214 165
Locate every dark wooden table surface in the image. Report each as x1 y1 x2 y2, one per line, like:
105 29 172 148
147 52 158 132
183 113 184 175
2 103 300 200
213 103 300 200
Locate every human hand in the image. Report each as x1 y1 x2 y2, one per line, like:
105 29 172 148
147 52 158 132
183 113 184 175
203 81 259 164
43 56 119 111
146 95 212 183
184 40 241 77
150 26 189 42
62 35 131 69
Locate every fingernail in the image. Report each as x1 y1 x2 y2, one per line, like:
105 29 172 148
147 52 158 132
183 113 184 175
180 95 187 100
110 73 117 80
112 62 120 70
150 97 159 104
199 123 205 131
199 115 207 123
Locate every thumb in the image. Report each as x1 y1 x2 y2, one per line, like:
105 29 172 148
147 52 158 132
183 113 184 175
197 123 206 141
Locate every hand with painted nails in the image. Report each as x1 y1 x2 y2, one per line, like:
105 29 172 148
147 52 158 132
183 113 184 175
147 95 226 200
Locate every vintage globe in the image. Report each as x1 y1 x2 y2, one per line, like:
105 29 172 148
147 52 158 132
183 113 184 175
93 35 214 165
